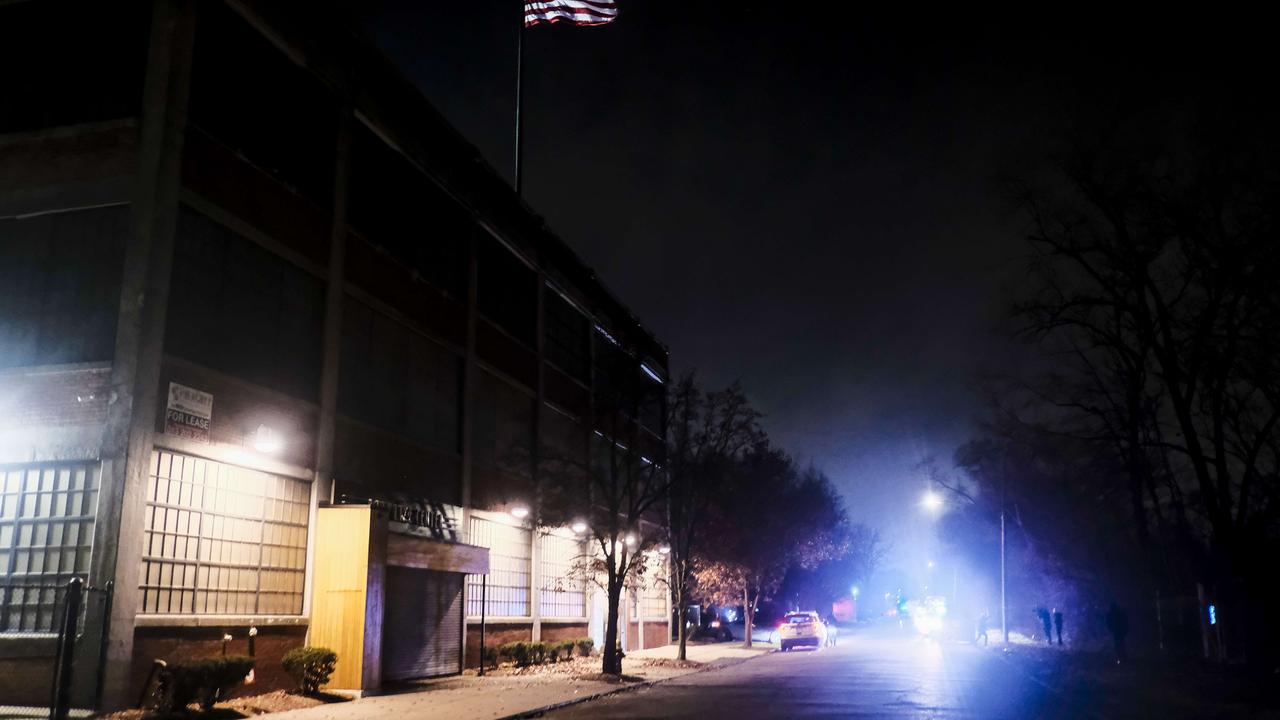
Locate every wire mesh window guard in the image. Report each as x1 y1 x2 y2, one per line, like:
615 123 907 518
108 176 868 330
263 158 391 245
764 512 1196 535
139 451 309 615
0 462 99 633
466 516 530 617
538 533 586 619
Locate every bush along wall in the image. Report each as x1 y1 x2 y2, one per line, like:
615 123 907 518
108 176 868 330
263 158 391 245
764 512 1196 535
153 656 256 712
281 646 338 694
497 638 594 667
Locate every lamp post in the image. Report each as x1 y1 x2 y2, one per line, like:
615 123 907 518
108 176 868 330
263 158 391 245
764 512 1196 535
921 488 1006 645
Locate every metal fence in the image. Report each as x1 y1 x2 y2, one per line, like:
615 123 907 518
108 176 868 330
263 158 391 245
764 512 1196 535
0 578 113 720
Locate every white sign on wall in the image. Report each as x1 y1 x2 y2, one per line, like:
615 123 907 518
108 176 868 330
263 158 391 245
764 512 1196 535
165 382 213 443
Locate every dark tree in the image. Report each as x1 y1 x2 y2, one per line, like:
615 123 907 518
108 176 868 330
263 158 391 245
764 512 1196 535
693 448 846 647
985 106 1280 658
665 374 763 660
538 370 669 675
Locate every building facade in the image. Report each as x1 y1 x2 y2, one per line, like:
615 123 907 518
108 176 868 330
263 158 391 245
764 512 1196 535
0 0 668 710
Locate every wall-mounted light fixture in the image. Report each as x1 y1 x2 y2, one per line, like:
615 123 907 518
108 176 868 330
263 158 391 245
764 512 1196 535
571 520 588 534
510 505 530 520
252 424 282 454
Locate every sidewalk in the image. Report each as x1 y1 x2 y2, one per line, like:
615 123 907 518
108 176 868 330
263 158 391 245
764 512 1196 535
256 643 773 720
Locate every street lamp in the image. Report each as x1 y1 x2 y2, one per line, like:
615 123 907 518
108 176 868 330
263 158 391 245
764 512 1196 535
920 486 1006 645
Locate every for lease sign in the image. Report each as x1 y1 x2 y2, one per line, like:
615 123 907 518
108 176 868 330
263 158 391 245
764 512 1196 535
165 382 212 443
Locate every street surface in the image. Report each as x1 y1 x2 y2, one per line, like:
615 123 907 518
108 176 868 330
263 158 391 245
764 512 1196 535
545 626 1091 719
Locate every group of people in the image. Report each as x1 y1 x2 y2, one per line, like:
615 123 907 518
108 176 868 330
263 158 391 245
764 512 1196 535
1035 606 1066 645
974 602 1130 663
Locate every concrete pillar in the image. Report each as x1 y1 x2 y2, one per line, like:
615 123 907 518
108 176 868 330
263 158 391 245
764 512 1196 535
312 104 352 507
530 528 541 642
303 103 352 631
96 0 195 708
637 590 645 650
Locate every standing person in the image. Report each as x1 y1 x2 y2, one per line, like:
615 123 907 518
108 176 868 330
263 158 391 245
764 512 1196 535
1037 607 1053 644
976 611 990 646
1105 602 1129 663
1052 608 1064 646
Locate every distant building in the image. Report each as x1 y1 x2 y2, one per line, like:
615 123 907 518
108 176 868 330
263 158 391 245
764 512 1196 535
0 0 669 709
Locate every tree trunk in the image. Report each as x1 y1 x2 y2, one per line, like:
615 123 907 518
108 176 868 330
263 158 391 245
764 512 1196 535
603 580 624 675
676 576 689 661
742 585 753 649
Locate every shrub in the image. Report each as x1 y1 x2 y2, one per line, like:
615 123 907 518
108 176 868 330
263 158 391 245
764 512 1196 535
500 641 531 667
529 641 548 665
575 638 594 657
282 646 338 694
558 640 576 661
155 656 255 711
481 645 498 668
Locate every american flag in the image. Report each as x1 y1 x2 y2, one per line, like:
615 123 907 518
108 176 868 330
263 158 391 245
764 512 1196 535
524 0 618 28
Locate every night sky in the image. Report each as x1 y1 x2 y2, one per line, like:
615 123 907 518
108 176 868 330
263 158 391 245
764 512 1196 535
361 3 1264 574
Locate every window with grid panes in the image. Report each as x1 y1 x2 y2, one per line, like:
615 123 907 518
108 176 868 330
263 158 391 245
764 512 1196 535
465 516 530 617
629 562 669 620
538 533 585 618
641 574 668 618
0 463 99 633
139 451 310 615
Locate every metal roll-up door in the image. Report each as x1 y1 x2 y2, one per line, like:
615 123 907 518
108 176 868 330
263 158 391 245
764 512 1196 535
383 567 463 680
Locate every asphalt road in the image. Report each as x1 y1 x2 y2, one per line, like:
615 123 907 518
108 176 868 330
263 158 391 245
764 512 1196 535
543 627 1092 719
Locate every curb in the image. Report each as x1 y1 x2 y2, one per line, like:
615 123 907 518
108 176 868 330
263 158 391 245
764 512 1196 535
495 651 772 719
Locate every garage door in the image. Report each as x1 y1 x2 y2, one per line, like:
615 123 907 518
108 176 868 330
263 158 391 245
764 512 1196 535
383 567 463 680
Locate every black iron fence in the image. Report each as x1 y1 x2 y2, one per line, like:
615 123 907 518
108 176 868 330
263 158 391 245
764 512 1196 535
0 578 113 720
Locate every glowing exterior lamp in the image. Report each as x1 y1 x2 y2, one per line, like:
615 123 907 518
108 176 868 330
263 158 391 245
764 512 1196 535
570 520 588 534
510 505 530 520
624 534 636 546
658 545 671 555
252 424 282 454
851 586 860 597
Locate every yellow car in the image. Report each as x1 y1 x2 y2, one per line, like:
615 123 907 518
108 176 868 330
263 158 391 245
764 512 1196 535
777 611 827 651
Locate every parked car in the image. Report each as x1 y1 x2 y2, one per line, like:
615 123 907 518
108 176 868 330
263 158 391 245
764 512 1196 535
777 611 827 651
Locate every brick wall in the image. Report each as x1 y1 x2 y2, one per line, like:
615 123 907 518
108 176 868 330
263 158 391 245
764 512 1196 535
644 622 669 650
540 622 588 643
0 637 56 707
155 360 318 470
129 624 308 701
623 621 668 652
463 622 530 668
0 365 111 431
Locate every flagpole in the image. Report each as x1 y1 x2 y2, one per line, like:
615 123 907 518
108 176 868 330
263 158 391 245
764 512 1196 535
514 2 526 197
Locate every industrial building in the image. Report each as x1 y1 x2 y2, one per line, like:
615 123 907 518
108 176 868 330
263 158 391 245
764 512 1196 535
0 0 669 710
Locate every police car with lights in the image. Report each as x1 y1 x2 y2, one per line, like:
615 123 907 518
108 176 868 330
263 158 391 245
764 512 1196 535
777 611 828 651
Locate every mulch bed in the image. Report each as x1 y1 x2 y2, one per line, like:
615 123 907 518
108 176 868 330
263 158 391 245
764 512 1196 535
95 690 349 719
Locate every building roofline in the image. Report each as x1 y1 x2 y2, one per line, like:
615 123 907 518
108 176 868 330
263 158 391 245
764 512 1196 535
230 0 668 367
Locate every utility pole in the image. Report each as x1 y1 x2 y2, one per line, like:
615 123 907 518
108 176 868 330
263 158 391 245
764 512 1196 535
1000 506 1007 644
1000 455 1008 645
